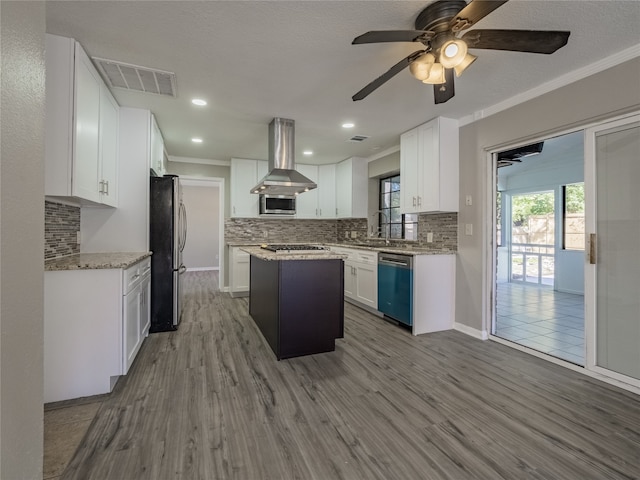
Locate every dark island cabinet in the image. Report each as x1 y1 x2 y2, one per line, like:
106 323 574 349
249 256 344 360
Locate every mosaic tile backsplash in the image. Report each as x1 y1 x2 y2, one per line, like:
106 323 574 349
45 201 80 259
226 213 457 251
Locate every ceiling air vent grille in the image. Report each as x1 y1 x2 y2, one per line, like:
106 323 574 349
348 135 369 143
93 57 177 97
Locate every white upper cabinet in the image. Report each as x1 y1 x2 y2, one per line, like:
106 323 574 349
98 85 119 207
318 164 336 219
336 157 368 218
294 164 320 219
400 117 459 214
230 158 267 218
45 34 119 207
295 164 336 219
150 115 165 176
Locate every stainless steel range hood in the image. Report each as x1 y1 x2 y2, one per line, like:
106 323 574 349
250 118 317 196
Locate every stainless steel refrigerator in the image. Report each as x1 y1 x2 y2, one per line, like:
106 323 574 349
150 175 187 332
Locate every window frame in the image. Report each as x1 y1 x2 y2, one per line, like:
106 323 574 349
378 175 418 240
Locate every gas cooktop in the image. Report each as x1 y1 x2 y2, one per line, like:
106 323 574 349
261 244 327 253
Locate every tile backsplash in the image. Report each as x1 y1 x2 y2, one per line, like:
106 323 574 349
45 201 80 259
225 218 338 244
226 213 457 251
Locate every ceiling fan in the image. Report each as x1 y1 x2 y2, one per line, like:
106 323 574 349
351 0 570 104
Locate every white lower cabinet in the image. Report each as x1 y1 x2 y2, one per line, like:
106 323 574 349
332 247 377 310
123 259 151 374
44 257 151 403
229 246 250 297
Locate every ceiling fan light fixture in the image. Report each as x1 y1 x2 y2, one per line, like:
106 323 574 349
421 62 446 84
409 52 436 81
439 38 468 68
453 53 477 77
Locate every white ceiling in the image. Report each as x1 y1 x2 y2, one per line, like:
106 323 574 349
46 1 640 166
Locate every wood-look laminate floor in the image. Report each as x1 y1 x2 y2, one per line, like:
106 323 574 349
62 271 640 480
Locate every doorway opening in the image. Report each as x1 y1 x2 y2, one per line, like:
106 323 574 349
493 131 586 365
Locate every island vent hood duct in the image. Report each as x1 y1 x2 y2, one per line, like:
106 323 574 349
250 118 317 196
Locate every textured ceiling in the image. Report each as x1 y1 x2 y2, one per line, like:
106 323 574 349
46 1 640 165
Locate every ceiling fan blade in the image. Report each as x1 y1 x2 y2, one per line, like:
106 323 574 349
450 0 509 32
433 68 455 104
352 51 424 101
352 30 434 45
462 29 571 54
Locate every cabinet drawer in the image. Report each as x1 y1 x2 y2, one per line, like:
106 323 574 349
124 257 151 293
356 251 377 265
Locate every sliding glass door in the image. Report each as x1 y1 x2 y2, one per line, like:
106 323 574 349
585 114 640 384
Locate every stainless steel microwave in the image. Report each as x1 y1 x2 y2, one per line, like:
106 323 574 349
260 195 296 215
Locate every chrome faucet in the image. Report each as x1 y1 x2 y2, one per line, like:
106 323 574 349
372 210 390 245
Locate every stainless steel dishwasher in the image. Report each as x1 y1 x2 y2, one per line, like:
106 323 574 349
377 252 413 327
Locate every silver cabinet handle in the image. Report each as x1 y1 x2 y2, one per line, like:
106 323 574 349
413 196 417 207
98 180 104 194
417 195 421 207
104 180 109 196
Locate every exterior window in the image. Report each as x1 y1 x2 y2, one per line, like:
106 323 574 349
563 182 585 250
379 175 418 240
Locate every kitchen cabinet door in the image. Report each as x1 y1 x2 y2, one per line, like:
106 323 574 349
139 269 151 337
123 283 142 374
318 164 336 218
344 261 356 299
150 114 165 176
336 157 368 218
98 84 119 207
72 42 102 203
354 250 378 310
229 246 250 297
295 164 319 218
231 158 267 218
400 127 420 214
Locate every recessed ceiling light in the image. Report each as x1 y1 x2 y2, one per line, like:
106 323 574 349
303 150 313 155
191 138 203 143
342 122 355 128
191 98 207 106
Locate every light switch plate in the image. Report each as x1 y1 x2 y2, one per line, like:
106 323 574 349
427 232 434 243
465 224 473 236
351 231 357 238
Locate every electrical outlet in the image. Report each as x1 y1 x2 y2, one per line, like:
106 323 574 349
465 224 473 236
426 232 433 243
465 195 473 206
351 231 357 239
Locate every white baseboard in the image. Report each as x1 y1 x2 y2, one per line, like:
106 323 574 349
454 322 489 340
186 267 219 272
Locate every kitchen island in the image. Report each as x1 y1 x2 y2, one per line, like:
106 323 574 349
242 246 345 360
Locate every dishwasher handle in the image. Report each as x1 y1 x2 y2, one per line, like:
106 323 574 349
378 253 413 269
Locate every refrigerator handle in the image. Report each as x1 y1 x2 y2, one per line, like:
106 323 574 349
179 203 187 252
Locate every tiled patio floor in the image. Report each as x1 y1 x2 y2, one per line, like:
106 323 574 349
495 282 585 365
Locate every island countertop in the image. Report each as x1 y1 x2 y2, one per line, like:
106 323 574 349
240 246 347 261
45 252 152 271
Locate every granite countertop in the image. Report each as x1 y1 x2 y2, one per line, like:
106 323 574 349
241 246 347 261
324 243 456 256
45 252 152 271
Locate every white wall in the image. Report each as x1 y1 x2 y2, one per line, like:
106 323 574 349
0 2 46 477
182 183 220 270
456 56 640 334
